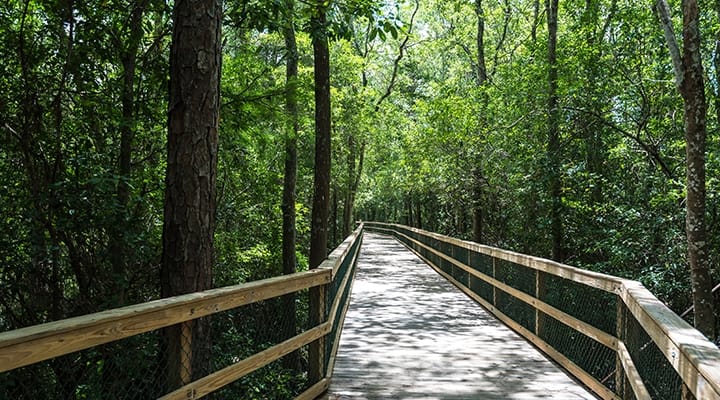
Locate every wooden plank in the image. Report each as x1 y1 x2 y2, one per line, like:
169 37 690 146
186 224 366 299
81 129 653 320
326 252 360 378
296 378 330 400
620 281 720 400
328 233 599 399
396 229 619 351
308 284 328 384
159 322 332 400
368 222 720 400
420 251 620 400
323 224 364 280
0 268 331 373
617 341 651 400
327 234 362 324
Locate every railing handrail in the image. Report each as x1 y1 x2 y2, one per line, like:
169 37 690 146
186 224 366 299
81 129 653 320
0 268 331 373
365 221 720 400
0 223 365 400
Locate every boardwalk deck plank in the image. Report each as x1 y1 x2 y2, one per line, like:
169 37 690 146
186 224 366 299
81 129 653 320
323 233 598 400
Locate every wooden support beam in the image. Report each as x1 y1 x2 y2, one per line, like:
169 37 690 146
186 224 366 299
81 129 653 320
159 322 332 400
0 269 331 373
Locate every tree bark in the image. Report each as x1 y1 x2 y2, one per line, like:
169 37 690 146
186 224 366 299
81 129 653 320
547 0 563 261
679 0 715 339
472 0 488 244
161 0 222 388
281 0 300 371
342 136 364 237
309 7 331 270
308 3 331 384
655 0 715 339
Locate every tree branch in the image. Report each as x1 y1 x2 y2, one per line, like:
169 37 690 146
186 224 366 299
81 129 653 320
374 0 420 112
654 0 684 89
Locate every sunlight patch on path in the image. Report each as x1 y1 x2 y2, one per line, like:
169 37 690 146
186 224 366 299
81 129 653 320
324 233 598 400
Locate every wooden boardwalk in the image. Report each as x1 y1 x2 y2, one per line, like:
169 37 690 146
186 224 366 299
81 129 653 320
324 233 597 400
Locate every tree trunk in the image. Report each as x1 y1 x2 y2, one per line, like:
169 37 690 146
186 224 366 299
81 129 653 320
160 0 222 389
281 0 300 371
472 0 488 244
343 136 364 237
308 3 331 384
679 0 715 339
109 0 148 307
655 0 716 339
532 0 540 43
546 0 563 262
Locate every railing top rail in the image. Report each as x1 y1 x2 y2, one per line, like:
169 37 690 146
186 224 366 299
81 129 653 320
368 222 626 293
0 268 332 373
320 223 364 278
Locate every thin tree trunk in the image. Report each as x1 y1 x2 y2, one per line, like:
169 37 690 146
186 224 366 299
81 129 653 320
546 0 563 262
109 0 148 307
655 0 716 339
472 0 488 244
679 0 715 339
532 0 540 43
280 0 299 371
161 0 222 388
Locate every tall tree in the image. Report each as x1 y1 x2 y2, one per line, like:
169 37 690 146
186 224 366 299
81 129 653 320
546 0 563 261
109 0 150 306
281 0 300 370
308 0 331 384
472 0 488 243
655 0 715 339
309 2 331 271
160 0 222 388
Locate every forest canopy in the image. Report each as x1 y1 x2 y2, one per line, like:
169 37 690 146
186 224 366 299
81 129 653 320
1 0 719 373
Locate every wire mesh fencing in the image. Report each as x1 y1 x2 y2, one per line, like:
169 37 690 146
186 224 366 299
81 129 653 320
366 222 720 400
0 225 364 400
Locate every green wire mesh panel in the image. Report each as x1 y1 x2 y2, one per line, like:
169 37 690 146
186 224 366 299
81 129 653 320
495 259 536 297
450 244 469 285
0 330 169 399
210 291 312 397
493 260 536 332
325 236 361 371
540 272 617 336
621 305 688 400
213 348 309 400
539 313 616 391
468 251 494 303
495 287 536 332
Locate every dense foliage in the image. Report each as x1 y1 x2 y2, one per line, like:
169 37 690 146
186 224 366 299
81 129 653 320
1 0 719 396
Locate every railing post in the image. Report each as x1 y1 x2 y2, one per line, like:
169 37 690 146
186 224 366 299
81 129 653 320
492 257 497 307
615 299 627 399
535 271 546 338
308 282 328 384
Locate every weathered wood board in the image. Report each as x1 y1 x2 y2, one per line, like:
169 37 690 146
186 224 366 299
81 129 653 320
323 233 598 400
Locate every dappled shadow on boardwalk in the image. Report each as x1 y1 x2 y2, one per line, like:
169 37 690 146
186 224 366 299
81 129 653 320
325 233 597 400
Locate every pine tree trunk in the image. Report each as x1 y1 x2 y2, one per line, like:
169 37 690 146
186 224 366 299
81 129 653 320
308 4 331 384
547 0 563 261
161 0 222 389
281 0 299 370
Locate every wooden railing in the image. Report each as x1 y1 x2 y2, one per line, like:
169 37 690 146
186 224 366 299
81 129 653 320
0 223 363 400
365 222 720 400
